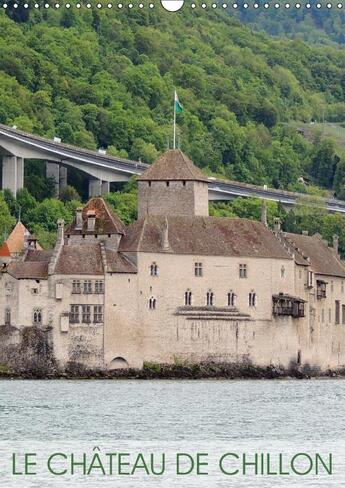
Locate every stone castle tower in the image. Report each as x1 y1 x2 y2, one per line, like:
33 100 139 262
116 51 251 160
138 149 209 217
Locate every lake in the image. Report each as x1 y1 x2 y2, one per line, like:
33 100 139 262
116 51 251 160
1 378 345 487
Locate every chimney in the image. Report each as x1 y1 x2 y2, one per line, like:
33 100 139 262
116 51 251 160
273 217 281 234
261 199 268 227
75 208 83 231
48 219 65 275
24 229 30 249
333 234 339 256
302 230 309 236
161 217 170 251
27 237 37 250
87 211 96 233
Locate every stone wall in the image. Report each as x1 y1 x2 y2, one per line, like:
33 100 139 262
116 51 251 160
138 180 209 217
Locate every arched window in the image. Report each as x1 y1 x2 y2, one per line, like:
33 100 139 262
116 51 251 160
5 307 11 326
249 292 257 307
206 290 214 306
150 262 158 276
228 291 236 307
149 297 157 310
184 290 192 306
33 308 42 325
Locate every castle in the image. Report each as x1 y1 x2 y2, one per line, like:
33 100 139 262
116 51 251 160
1 149 345 372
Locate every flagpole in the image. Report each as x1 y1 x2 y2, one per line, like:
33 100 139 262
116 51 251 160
173 89 176 150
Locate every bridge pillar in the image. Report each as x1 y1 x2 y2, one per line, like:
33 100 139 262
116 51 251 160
89 178 102 197
16 157 24 192
46 162 60 197
2 156 24 197
101 181 110 195
59 166 68 193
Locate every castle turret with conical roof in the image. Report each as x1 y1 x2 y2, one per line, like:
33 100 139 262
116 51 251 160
137 149 209 217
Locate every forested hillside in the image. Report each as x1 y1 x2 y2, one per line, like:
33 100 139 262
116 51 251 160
1 7 345 193
2 7 345 253
235 8 345 45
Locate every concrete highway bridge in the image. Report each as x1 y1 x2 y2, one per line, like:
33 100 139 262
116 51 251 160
1 123 345 214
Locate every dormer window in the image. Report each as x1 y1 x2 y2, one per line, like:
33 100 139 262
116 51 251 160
150 263 158 276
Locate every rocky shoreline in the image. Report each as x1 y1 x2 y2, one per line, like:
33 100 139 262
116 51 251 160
0 361 344 380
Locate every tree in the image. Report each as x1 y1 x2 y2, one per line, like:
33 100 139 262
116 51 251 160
0 192 16 244
310 139 339 189
60 185 81 203
27 199 72 232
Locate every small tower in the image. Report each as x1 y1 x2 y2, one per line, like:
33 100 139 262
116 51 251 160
137 149 209 217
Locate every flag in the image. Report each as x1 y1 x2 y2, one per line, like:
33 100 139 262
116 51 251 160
174 91 183 114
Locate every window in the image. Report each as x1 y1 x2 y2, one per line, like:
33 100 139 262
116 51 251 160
307 271 314 288
281 266 286 279
82 305 91 323
206 290 214 306
70 305 79 324
72 280 81 294
94 305 103 323
299 269 302 279
316 280 327 299
149 297 156 310
322 309 325 323
239 264 247 278
228 291 236 307
329 308 332 323
150 263 158 276
195 262 203 277
249 292 257 307
184 290 192 306
335 301 340 325
342 305 345 325
5 308 11 326
95 280 104 294
33 309 42 325
83 280 92 294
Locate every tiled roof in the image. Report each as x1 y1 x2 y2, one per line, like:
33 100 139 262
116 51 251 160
105 250 137 273
0 242 11 257
65 198 125 236
54 244 104 275
119 216 291 259
1 222 42 254
6 262 49 280
138 149 208 182
276 233 309 266
285 232 345 278
6 250 52 280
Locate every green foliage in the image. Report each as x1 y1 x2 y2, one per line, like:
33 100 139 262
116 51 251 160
310 138 340 189
27 199 73 232
0 192 16 244
59 185 81 203
2 9 345 192
105 192 137 225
